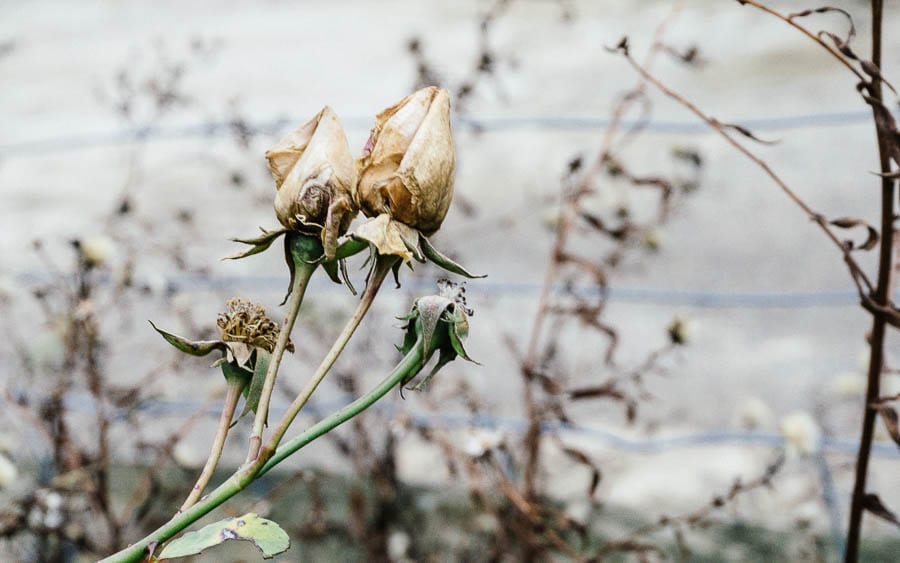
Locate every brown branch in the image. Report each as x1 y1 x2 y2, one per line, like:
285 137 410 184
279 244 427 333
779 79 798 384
614 45 876 296
737 0 865 81
846 0 897 558
599 452 784 557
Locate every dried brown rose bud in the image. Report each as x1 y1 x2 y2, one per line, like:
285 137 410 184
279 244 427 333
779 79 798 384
217 298 292 354
266 106 357 259
356 86 455 235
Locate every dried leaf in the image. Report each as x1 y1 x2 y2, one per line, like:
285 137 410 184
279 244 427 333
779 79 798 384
352 214 417 262
788 7 855 45
561 446 602 497
830 217 879 251
863 494 900 528
871 403 900 450
723 123 779 145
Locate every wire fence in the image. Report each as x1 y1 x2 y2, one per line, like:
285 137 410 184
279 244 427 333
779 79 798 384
12 270 898 309
3 109 897 157
52 392 897 459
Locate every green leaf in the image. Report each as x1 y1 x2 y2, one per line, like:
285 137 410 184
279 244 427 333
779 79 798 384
223 227 289 261
149 321 226 357
419 235 486 279
234 349 270 425
158 513 290 560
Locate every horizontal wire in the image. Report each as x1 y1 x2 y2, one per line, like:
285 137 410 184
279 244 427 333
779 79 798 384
2 109 894 157
50 392 898 459
11 270 891 308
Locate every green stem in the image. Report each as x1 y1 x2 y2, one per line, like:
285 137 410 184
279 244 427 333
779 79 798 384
258 338 421 476
179 381 242 512
99 343 425 563
245 241 319 463
261 255 398 459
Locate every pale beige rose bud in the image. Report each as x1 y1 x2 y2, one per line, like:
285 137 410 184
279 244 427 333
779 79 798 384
356 86 455 235
266 106 357 259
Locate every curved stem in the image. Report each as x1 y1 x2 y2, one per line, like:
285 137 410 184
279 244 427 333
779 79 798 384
179 381 242 512
246 258 318 463
99 343 425 563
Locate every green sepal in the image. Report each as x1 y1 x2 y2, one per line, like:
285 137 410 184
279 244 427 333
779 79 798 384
316 238 367 295
330 237 369 262
221 360 252 388
419 235 486 279
233 349 271 427
448 314 475 363
321 257 357 295
338 258 356 294
398 311 421 358
157 513 290 560
412 345 456 392
223 227 289 261
391 259 404 289
280 231 324 305
149 321 227 357
322 259 342 285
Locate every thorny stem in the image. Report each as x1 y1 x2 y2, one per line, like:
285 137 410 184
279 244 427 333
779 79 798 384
245 255 318 463
179 381 243 512
261 255 399 459
846 1 895 559
99 344 426 563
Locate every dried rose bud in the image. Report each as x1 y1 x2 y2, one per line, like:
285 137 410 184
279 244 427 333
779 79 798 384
356 86 455 235
266 106 357 259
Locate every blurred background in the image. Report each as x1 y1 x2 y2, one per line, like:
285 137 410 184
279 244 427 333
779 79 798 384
2 0 900 560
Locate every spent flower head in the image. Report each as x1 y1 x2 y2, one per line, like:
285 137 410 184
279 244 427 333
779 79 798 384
150 298 289 419
217 298 292 354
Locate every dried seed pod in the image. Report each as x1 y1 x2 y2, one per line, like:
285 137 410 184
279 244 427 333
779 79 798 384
356 86 455 235
266 106 357 259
